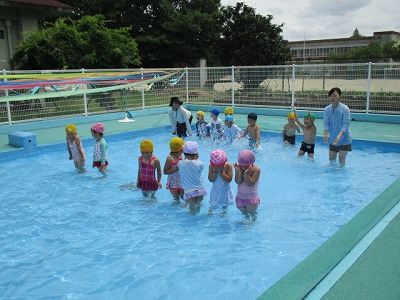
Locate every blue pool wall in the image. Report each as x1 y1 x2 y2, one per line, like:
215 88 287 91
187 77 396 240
0 106 399 136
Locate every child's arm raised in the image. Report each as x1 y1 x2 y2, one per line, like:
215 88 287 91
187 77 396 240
234 163 243 184
208 164 217 182
243 165 261 185
292 106 305 129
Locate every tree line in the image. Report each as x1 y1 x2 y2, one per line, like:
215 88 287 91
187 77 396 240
11 1 291 70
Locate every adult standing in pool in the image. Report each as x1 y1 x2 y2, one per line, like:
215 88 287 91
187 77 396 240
168 96 193 138
323 87 352 166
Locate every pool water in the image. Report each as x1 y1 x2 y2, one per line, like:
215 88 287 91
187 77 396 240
0 127 399 299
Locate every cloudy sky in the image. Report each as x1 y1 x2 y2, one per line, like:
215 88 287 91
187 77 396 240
220 0 399 41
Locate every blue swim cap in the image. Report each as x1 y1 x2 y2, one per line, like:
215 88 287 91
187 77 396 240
225 115 234 122
210 108 220 117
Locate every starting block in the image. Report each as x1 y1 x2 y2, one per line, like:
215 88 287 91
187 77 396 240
8 131 37 148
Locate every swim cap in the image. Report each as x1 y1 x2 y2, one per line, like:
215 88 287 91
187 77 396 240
91 123 105 133
197 110 205 118
210 108 220 117
288 112 295 120
140 139 154 152
248 113 257 120
65 124 77 134
169 137 184 152
305 113 316 120
210 149 227 166
238 150 255 166
183 141 198 155
224 107 234 115
225 115 234 122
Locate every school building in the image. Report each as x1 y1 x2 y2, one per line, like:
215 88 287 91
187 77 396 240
288 31 400 63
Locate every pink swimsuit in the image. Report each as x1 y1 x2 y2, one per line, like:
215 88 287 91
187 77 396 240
166 156 183 192
235 173 260 206
137 156 158 191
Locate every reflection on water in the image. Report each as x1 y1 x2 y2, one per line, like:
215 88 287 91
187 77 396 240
0 129 399 299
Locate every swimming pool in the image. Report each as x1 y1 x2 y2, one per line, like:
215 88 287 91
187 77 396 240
0 127 399 299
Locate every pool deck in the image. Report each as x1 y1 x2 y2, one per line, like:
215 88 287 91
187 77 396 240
0 107 399 299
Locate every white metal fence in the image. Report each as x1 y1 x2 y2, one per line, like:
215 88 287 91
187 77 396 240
1 63 399 125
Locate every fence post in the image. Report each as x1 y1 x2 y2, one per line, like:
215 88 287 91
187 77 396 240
231 66 235 107
185 67 189 103
140 68 145 109
366 62 373 114
81 68 88 116
291 64 296 107
3 69 12 124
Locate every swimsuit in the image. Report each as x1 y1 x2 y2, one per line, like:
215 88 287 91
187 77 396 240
283 134 296 145
93 138 108 166
209 170 234 206
300 142 315 154
249 139 257 148
68 139 85 162
166 156 183 193
137 156 159 191
235 173 260 207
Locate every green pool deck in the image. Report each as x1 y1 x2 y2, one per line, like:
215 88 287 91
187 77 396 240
0 106 400 299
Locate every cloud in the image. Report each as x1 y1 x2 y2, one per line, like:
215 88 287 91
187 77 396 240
220 0 399 41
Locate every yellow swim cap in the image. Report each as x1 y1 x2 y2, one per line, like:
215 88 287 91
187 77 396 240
288 112 295 120
140 139 154 152
197 110 205 118
169 137 184 152
224 107 234 115
65 124 77 134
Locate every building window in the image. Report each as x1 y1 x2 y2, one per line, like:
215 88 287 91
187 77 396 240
0 30 5 39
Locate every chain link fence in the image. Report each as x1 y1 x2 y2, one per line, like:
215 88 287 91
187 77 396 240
1 63 399 125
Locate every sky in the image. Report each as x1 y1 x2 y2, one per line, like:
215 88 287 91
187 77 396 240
220 0 400 41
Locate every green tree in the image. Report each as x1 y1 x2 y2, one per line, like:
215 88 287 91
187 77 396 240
219 2 290 66
351 28 363 38
11 15 140 69
62 0 223 67
326 41 400 63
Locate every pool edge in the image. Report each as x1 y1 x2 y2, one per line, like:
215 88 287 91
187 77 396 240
257 177 400 300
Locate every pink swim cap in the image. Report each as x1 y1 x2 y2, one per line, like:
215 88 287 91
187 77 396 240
238 150 255 166
210 149 227 166
91 123 105 133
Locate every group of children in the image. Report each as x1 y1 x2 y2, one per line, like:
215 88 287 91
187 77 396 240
282 106 317 160
137 137 261 223
195 107 261 149
65 122 108 175
64 121 260 222
64 105 316 223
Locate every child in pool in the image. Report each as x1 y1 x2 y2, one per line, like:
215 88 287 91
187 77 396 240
65 124 86 173
233 150 261 223
136 139 162 198
178 141 207 214
208 149 234 216
195 110 210 138
164 137 184 201
207 108 224 139
282 112 300 145
91 123 108 175
293 107 317 160
238 113 260 149
223 115 243 143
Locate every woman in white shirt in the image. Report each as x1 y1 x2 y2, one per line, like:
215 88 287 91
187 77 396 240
168 96 193 138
